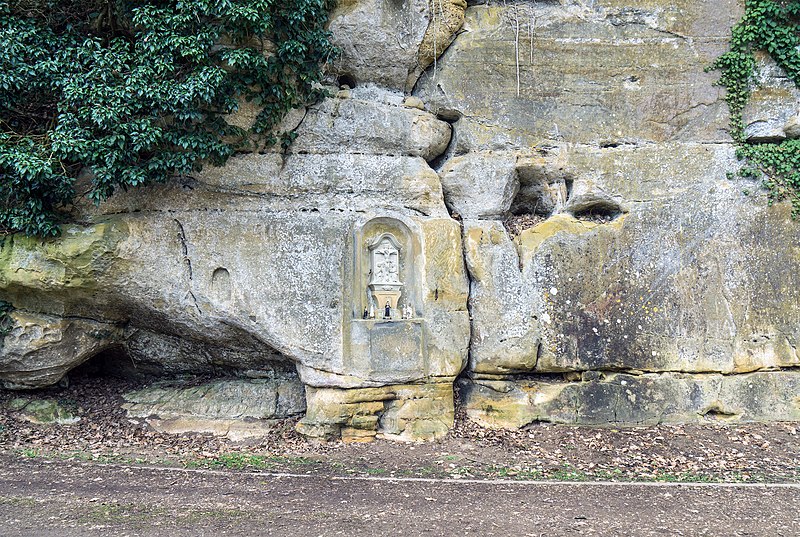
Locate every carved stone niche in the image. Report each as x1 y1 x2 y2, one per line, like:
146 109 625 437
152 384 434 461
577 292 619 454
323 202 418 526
352 217 422 322
347 216 427 381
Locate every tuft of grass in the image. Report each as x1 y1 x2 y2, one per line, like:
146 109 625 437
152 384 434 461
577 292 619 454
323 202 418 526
364 467 387 475
183 453 321 471
21 448 39 458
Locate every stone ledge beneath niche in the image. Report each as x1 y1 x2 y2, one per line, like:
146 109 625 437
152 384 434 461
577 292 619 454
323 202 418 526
297 382 455 443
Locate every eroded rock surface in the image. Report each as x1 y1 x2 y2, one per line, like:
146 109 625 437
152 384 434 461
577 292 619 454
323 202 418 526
419 0 800 427
328 0 465 91
415 0 738 148
123 377 305 441
0 311 121 390
2 0 800 437
743 53 800 142
460 371 800 429
0 77 469 440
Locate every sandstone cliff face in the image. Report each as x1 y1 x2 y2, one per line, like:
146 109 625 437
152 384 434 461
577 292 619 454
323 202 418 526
0 86 471 441
2 0 799 439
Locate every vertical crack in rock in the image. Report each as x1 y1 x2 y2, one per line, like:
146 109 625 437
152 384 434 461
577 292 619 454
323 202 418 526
460 217 476 376
428 111 479 398
174 218 201 315
280 107 311 157
174 218 192 280
717 263 738 339
429 114 461 173
534 340 543 370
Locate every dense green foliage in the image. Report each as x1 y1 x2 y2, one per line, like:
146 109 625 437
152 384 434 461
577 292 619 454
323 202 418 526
0 0 336 235
711 0 800 216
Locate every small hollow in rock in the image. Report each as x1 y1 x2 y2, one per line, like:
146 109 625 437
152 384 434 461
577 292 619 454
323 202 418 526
70 345 149 381
337 73 357 89
570 200 623 223
504 213 546 236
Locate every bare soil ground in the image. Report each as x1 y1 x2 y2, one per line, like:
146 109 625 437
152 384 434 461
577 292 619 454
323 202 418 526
1 374 799 535
1 456 799 536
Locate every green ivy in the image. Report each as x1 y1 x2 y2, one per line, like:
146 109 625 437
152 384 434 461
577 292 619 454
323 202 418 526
0 0 336 236
710 0 800 216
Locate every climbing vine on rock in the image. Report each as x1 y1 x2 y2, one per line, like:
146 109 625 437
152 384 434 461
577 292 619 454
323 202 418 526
0 0 336 236
711 0 800 216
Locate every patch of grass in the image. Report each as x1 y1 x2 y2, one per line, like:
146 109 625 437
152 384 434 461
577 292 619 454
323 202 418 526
212 453 273 470
589 468 625 481
487 465 514 478
416 466 436 476
512 469 543 480
548 469 594 482
0 496 37 507
364 467 387 475
183 453 321 471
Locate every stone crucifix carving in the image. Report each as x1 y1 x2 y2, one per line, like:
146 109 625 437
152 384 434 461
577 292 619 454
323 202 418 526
368 234 403 317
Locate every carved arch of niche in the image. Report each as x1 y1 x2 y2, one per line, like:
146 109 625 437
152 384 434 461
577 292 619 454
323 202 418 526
352 217 423 320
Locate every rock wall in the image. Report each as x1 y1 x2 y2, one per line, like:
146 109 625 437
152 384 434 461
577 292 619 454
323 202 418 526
2 0 800 439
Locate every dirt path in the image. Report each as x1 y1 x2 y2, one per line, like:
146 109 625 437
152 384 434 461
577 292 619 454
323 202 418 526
1 455 798 536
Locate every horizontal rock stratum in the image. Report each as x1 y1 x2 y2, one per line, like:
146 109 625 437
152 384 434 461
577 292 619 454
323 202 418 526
2 0 799 440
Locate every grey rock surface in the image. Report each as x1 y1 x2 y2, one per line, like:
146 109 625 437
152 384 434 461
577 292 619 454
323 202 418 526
327 0 430 90
438 152 519 219
415 1 738 148
2 0 800 435
123 378 306 440
743 54 800 142
290 94 452 162
0 311 121 390
783 113 800 139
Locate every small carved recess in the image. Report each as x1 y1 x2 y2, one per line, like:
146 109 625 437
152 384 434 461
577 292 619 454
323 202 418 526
211 267 232 302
